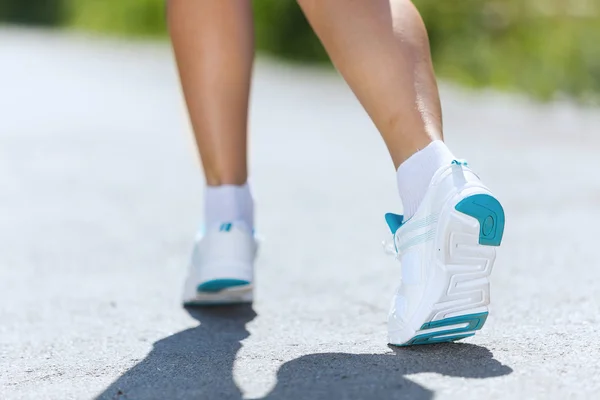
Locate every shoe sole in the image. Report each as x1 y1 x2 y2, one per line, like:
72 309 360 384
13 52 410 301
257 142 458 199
183 284 253 306
390 192 505 346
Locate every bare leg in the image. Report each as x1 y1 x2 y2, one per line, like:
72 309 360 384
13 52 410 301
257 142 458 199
168 0 254 185
172 1 257 305
297 0 442 168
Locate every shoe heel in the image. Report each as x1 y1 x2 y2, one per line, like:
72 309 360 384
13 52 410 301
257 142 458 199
455 194 505 246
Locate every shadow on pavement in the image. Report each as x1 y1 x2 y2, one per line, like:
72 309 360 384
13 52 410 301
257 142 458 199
97 305 256 400
260 344 512 400
97 307 512 400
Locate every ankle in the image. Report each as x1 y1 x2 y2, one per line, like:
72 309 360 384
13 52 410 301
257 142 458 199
204 166 248 186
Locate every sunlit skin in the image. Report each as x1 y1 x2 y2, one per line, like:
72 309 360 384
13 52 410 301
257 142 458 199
168 0 443 185
168 0 254 186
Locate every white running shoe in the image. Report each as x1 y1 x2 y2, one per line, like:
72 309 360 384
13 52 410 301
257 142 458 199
183 222 257 306
385 160 505 346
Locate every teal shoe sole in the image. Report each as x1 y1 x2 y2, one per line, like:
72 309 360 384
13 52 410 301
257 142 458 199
392 312 489 347
197 279 251 293
184 280 253 307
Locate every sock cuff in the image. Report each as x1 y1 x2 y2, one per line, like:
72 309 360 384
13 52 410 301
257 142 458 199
396 141 455 219
205 182 251 196
205 182 254 230
396 141 454 175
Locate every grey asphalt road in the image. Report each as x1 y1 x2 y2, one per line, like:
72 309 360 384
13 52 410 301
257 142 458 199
1 28 599 400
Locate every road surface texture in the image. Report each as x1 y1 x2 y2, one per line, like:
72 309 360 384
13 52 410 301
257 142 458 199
1 28 599 400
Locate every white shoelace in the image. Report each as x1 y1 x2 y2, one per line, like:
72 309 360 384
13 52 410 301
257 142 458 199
382 237 400 260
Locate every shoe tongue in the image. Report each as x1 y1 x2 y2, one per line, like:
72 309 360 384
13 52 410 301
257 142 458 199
385 213 404 234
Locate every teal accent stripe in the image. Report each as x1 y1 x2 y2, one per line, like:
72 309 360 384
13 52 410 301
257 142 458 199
385 213 439 236
385 213 404 234
451 159 469 166
402 214 439 234
455 194 505 246
394 312 488 347
396 228 436 253
219 223 232 232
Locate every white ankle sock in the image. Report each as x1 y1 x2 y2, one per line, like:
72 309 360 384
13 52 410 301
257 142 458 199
205 183 254 231
396 140 455 220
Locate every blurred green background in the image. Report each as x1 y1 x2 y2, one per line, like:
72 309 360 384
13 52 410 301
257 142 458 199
1 0 598 102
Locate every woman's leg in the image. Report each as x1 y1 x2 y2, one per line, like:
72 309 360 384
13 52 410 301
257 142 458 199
168 0 254 229
298 0 505 347
297 0 442 169
298 0 452 220
170 1 258 305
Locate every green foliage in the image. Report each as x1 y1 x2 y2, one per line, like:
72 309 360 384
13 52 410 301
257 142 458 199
0 0 65 26
0 0 598 101
416 0 600 101
253 0 326 62
66 0 166 37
